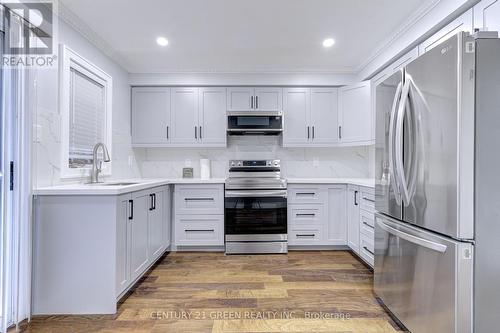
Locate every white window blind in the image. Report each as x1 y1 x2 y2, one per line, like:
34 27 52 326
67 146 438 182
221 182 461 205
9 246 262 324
68 67 105 167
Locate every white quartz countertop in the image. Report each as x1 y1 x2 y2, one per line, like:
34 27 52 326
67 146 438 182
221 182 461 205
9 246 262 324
33 178 226 196
287 178 375 188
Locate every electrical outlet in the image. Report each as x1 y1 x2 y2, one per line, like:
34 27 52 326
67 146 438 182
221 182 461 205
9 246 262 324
185 159 192 167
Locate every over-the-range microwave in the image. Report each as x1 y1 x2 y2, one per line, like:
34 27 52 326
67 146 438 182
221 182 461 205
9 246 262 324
227 111 283 135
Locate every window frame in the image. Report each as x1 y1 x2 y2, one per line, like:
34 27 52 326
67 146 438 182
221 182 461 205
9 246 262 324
59 44 113 179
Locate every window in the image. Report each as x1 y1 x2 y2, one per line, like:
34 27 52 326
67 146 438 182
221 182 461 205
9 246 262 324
60 45 112 178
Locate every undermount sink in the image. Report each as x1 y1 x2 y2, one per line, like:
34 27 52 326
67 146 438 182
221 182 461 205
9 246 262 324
86 182 140 186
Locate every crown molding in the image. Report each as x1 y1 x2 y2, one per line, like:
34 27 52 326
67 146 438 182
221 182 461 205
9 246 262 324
355 0 442 74
56 0 131 71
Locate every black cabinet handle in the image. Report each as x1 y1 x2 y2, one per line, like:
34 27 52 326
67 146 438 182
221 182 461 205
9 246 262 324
153 193 156 210
297 192 315 196
166 126 169 139
363 246 374 256
185 197 214 201
255 96 259 109
339 126 342 139
296 213 316 217
149 194 154 211
354 190 358 206
297 234 315 237
251 96 254 109
307 126 310 139
362 221 374 229
129 200 134 220
312 126 315 139
363 197 375 203
199 126 202 140
185 229 215 232
195 126 197 139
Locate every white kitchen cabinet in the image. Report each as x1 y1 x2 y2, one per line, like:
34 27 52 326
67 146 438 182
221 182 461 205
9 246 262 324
116 194 131 296
347 185 360 253
326 185 347 245
131 87 170 145
287 184 346 247
474 0 500 32
419 9 473 54
283 88 339 147
310 88 339 145
129 189 150 282
198 87 227 146
227 87 282 112
173 184 225 249
148 189 165 260
339 81 373 144
283 88 310 145
171 87 199 145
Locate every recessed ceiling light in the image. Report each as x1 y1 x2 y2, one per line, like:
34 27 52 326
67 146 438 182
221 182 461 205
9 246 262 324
323 38 335 48
156 37 169 47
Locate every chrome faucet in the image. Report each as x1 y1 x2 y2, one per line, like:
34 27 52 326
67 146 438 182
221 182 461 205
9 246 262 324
90 143 111 183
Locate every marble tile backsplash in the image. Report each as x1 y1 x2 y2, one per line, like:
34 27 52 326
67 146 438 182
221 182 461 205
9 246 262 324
138 136 371 179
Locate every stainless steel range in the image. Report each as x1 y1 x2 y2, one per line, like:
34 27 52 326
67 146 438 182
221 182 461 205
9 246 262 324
225 160 287 254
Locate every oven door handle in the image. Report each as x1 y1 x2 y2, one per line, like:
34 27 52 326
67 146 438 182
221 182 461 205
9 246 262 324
225 190 287 198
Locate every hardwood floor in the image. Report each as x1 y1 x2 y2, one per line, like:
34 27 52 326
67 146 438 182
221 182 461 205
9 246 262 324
20 251 405 333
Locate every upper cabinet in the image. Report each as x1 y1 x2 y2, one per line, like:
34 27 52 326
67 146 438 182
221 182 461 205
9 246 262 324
419 9 474 54
227 87 282 112
132 87 171 145
132 87 226 148
283 88 339 147
474 0 500 32
338 81 373 145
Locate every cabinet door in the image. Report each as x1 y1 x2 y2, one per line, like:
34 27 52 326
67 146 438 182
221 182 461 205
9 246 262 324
129 191 150 282
148 189 164 261
339 81 372 144
310 88 339 145
199 87 227 146
254 87 282 112
282 88 310 146
326 186 347 245
171 87 199 145
419 9 473 54
132 87 170 145
116 194 131 297
227 87 254 111
347 185 360 253
474 0 500 32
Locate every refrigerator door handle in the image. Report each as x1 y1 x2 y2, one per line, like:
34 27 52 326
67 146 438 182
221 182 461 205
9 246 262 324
406 83 419 203
395 79 412 206
389 82 403 204
376 218 447 253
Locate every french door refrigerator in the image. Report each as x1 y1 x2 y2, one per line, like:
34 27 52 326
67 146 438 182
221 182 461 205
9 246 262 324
374 31 500 333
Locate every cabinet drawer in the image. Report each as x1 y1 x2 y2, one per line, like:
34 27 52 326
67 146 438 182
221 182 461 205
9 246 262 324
360 187 375 213
174 184 224 215
288 226 324 245
360 210 375 238
288 185 327 204
288 205 325 226
175 215 224 246
360 233 374 267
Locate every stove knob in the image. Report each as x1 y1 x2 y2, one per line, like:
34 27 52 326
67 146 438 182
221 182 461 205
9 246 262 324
267 161 271 166
237 162 242 166
274 161 279 166
230 161 235 167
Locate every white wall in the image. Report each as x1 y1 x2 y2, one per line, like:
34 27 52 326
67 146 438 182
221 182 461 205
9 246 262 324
137 136 371 179
33 19 141 187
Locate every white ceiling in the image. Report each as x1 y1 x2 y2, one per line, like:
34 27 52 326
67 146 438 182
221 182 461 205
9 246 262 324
59 0 428 74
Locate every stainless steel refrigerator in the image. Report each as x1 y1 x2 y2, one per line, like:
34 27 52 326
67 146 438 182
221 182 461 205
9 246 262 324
374 31 500 333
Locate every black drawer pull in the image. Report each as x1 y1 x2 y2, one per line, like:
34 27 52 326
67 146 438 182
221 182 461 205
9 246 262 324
363 197 375 203
128 200 134 220
362 221 374 229
296 192 315 196
185 229 215 232
296 213 316 217
185 198 214 201
363 246 374 256
297 234 315 237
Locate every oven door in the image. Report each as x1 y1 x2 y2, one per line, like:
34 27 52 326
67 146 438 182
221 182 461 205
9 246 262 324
225 190 287 235
227 115 283 135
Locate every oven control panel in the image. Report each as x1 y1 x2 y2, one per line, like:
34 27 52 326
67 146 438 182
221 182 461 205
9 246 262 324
229 160 280 168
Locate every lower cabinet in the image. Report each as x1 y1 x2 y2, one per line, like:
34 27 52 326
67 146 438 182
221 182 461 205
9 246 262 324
116 185 171 297
347 185 360 252
287 184 347 246
173 184 225 248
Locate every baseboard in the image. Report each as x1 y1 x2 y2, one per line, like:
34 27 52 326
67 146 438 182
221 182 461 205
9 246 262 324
288 245 350 251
